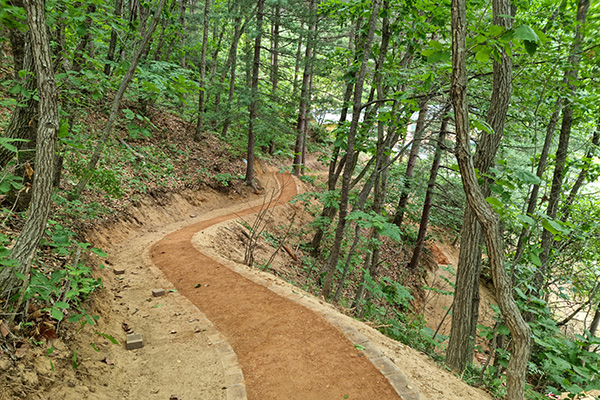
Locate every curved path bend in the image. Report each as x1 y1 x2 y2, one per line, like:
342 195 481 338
150 172 404 400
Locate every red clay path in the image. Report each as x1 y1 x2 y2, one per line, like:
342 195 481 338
150 172 400 400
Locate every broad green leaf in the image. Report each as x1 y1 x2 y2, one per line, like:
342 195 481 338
542 219 560 235
475 46 492 62
515 170 540 185
51 309 64 321
514 25 539 42
517 214 535 226
54 301 70 310
485 197 503 209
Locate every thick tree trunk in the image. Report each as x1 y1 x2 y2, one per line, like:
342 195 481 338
407 113 449 270
71 0 168 199
0 0 59 298
194 0 211 140
446 0 514 373
535 0 589 293
450 2 531 399
393 103 428 227
321 0 381 299
245 0 266 186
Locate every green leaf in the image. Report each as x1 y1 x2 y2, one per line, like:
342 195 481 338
542 219 560 235
515 170 540 185
517 214 535 226
90 248 108 257
523 40 538 56
514 25 539 42
54 301 70 310
51 309 64 321
475 46 492 62
95 331 119 344
485 197 503 209
471 118 494 135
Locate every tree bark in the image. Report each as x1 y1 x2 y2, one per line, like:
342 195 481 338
245 0 266 186
407 113 449 270
450 1 531 398
0 0 59 298
446 0 514 372
104 0 123 75
293 0 316 176
0 34 37 170
321 0 381 299
511 96 562 271
194 0 211 140
393 103 428 227
71 0 168 199
535 0 590 293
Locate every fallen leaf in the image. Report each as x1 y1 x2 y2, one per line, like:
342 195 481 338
24 162 34 179
0 320 10 337
15 342 30 358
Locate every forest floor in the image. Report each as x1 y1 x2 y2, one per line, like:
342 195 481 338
7 163 493 400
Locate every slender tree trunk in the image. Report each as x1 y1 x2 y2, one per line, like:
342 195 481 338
407 114 449 270
214 12 244 117
292 21 304 99
72 4 96 73
104 0 123 76
194 0 211 140
511 96 562 271
0 0 59 297
0 34 37 170
310 27 357 257
293 0 315 176
451 2 531 399
560 118 600 222
245 0 266 186
447 0 514 373
535 0 590 293
71 0 168 199
393 103 429 227
321 0 381 299
270 4 280 95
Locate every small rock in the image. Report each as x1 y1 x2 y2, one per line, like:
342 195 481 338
113 268 125 275
170 396 180 400
152 289 166 297
190 214 196 218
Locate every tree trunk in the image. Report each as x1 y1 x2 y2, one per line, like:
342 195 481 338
0 0 59 298
293 0 315 176
0 34 37 170
511 96 562 272
104 0 123 75
194 0 211 140
560 118 600 222
450 2 531 398
446 0 514 373
245 0 266 186
71 0 168 199
321 0 381 299
72 4 96 73
310 26 357 257
393 103 428 227
535 0 589 293
407 113 449 270
270 4 280 95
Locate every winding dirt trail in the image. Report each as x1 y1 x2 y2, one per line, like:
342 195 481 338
149 172 400 400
